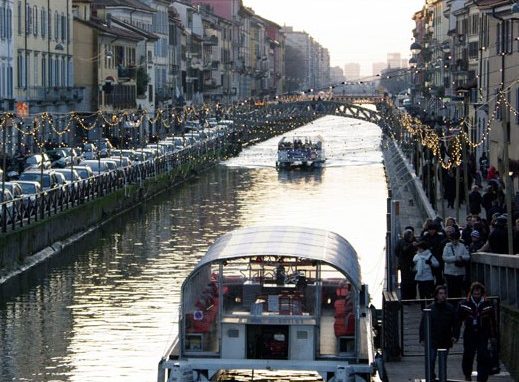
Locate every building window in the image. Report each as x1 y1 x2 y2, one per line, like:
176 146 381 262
0 64 4 97
48 8 52 39
41 8 46 37
33 53 38 86
17 1 21 35
42 55 46 87
0 7 4 40
33 5 38 37
61 56 65 86
60 13 65 41
16 53 22 88
54 11 58 41
7 8 12 39
26 3 32 35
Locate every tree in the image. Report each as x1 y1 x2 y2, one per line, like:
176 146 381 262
136 67 149 97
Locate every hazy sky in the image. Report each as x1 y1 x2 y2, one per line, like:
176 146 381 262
242 0 425 76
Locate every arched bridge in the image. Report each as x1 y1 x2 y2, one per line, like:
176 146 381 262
237 99 392 128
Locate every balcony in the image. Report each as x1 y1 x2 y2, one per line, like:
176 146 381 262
103 84 136 109
203 79 218 89
203 35 218 46
24 86 84 103
117 65 137 81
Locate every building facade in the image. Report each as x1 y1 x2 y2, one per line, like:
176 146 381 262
0 0 14 112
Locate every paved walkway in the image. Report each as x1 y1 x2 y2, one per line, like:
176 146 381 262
383 142 512 382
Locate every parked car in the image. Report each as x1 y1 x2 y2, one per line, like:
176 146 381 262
73 166 95 186
15 180 42 216
19 169 59 191
53 172 68 190
2 182 23 217
0 189 14 222
79 160 110 176
98 139 113 158
2 182 23 199
60 147 82 165
83 143 98 160
53 168 82 185
24 154 51 170
47 149 71 168
113 149 137 161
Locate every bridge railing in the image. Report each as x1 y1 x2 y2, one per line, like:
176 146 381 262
471 252 519 310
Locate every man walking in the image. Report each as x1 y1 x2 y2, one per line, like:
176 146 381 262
459 282 498 381
419 285 460 380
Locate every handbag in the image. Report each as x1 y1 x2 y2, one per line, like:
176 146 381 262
451 245 467 267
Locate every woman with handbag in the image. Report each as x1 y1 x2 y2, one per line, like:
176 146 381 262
413 241 439 299
443 225 471 298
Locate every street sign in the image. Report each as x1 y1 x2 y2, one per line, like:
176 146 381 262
16 102 29 118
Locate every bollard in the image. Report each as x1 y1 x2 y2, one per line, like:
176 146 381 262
438 348 447 382
424 308 432 382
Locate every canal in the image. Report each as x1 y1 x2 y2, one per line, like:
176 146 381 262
0 115 388 382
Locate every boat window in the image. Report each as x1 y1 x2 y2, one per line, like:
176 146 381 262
221 256 317 318
182 264 220 354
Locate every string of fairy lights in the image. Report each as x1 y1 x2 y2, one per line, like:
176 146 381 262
0 90 516 170
392 86 519 170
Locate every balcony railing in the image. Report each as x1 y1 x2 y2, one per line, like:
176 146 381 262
23 87 84 103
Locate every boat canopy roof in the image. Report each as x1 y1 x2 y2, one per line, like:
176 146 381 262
192 226 361 290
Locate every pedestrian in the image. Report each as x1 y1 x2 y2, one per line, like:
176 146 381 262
395 227 417 299
442 226 471 298
421 222 446 286
444 169 456 208
479 153 488 179
459 282 498 381
486 215 508 254
413 241 439 299
469 185 482 216
419 285 460 380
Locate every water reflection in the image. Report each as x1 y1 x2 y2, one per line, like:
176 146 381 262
0 116 387 382
277 168 324 185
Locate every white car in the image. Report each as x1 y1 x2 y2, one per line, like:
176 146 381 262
79 160 110 176
19 170 59 191
53 169 82 190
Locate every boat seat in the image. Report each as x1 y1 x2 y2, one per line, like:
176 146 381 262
334 312 355 336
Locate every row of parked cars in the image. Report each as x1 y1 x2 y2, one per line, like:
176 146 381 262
0 119 235 222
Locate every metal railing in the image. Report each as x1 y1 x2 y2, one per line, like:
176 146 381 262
0 136 229 233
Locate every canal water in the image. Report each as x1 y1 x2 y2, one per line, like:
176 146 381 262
0 115 388 382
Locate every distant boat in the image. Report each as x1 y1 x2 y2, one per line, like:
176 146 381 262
157 226 379 382
276 136 326 169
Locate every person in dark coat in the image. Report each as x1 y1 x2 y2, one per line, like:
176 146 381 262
487 215 508 254
420 222 446 285
469 185 482 216
395 228 417 299
459 282 498 381
481 186 496 220
444 169 456 208
419 285 460 380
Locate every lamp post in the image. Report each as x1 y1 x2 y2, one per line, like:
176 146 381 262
487 3 519 255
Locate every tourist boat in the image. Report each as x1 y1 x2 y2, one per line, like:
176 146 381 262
158 226 378 382
276 136 326 168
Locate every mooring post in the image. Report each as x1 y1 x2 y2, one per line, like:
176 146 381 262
424 308 432 382
438 348 447 382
